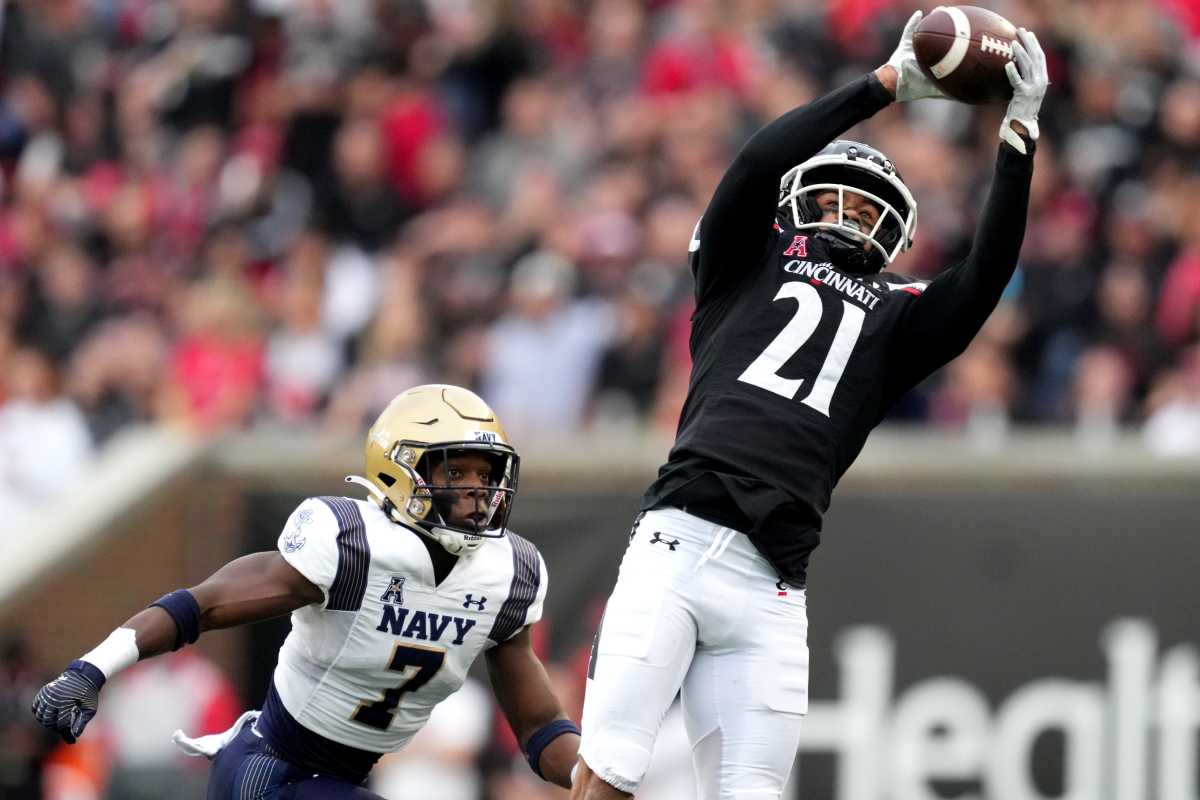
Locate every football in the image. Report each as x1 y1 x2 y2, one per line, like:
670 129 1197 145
913 5 1019 105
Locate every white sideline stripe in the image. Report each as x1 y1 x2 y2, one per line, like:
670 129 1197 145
931 6 972 79
0 426 205 605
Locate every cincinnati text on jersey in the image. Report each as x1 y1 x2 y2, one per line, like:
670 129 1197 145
782 259 882 309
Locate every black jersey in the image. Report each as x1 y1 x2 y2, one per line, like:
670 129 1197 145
642 74 1035 586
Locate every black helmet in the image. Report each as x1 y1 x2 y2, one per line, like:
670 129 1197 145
778 140 918 274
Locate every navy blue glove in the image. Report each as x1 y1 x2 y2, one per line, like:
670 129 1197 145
31 660 106 744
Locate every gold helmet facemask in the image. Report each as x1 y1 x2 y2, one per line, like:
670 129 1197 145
346 385 519 555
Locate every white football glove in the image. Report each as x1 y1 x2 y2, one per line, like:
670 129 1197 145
999 28 1048 155
886 10 950 102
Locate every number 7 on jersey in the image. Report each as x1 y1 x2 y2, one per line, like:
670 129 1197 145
352 643 445 731
738 281 865 416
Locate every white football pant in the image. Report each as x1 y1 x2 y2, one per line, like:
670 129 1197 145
580 508 809 799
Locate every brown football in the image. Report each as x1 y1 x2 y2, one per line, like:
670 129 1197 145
913 5 1018 105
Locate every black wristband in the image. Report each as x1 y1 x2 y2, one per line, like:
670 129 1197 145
524 718 581 780
150 589 201 650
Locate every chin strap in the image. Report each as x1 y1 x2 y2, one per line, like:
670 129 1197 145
344 475 386 506
429 526 484 556
344 474 410 526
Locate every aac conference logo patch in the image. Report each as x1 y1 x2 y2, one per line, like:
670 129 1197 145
283 508 313 553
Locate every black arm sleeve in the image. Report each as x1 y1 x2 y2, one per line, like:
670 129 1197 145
694 73 895 302
890 137 1036 386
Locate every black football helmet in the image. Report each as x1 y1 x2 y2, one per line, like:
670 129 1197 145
778 140 918 274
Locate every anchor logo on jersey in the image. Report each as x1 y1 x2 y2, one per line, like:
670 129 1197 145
650 532 680 551
282 509 313 553
463 594 487 611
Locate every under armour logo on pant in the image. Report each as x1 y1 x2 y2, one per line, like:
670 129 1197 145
463 594 487 610
650 532 680 551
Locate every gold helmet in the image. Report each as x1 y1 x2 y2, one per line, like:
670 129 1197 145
346 384 520 555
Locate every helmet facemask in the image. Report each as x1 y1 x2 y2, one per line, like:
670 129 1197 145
411 443 519 539
779 146 918 274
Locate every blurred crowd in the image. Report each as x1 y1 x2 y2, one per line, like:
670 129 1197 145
3 0 1200 518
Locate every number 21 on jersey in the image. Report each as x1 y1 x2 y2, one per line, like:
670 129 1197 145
738 281 865 416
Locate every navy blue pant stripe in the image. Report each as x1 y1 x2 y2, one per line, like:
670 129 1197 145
318 497 370 612
488 533 540 643
239 753 273 799
208 718 387 799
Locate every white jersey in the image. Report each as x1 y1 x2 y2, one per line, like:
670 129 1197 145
269 495 547 755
